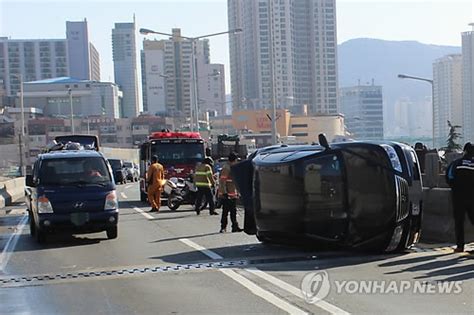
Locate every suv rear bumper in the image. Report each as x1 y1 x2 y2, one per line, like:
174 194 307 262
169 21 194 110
36 210 118 233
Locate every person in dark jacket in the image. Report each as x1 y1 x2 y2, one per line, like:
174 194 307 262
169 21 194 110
218 152 243 233
446 142 474 252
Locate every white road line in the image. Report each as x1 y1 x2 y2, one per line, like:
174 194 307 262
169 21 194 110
125 185 133 189
247 268 350 315
0 214 28 272
220 268 307 315
133 207 154 220
179 238 308 315
120 192 128 199
179 238 224 260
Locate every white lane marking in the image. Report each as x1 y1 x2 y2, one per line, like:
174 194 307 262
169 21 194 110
125 185 133 189
247 268 350 315
120 192 128 199
179 238 307 315
179 238 224 260
220 268 307 315
0 214 28 272
133 207 154 220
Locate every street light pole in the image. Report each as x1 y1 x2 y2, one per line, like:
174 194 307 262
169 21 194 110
18 74 25 176
191 39 199 132
268 0 277 145
68 88 75 134
140 27 242 132
397 74 434 147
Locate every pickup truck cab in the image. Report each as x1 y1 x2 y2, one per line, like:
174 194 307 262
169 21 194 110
25 148 118 243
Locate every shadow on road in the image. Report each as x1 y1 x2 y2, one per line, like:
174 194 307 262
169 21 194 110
380 251 474 281
12 233 107 252
150 232 221 243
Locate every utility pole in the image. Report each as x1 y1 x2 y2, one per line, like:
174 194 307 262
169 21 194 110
268 0 277 144
68 88 75 134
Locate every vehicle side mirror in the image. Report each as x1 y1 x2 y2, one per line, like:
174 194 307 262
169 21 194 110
25 175 36 187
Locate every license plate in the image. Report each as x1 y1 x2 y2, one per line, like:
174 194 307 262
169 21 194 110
70 212 89 226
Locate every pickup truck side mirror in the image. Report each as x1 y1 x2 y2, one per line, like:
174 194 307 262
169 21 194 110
25 175 36 187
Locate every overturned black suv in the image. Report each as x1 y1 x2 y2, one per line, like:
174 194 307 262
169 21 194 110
232 135 423 253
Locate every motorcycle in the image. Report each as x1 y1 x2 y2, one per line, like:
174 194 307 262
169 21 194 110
163 176 208 211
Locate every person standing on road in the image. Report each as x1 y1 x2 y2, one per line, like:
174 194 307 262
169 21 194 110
446 142 474 252
219 152 243 233
194 157 217 215
147 155 165 213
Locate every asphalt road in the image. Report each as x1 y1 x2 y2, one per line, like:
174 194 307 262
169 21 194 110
0 183 473 314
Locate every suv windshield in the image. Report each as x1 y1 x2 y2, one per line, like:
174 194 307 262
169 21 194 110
39 157 111 186
123 162 132 168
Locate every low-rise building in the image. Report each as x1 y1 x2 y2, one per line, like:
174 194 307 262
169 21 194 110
232 109 345 144
20 77 122 119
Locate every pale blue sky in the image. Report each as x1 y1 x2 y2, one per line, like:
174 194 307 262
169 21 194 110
1 0 473 93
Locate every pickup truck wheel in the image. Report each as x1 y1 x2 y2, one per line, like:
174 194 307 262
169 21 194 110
106 226 118 239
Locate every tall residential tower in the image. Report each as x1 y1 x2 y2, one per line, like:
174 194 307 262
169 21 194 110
433 54 463 148
462 23 474 143
112 21 140 118
141 29 225 118
228 0 338 114
0 20 100 99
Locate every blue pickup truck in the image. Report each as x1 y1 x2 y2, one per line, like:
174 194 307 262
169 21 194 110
25 140 118 244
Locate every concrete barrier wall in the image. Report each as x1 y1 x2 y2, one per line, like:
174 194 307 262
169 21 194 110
101 147 139 164
0 177 25 208
421 188 474 243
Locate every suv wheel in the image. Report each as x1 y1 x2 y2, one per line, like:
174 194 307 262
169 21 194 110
106 226 118 239
29 214 36 237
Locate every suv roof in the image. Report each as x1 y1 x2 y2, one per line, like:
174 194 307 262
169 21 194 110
39 150 104 160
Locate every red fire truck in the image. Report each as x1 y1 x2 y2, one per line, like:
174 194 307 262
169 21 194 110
139 131 206 202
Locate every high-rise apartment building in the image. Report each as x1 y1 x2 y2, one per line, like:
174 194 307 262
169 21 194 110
112 21 140 118
340 83 384 140
141 40 166 115
66 19 100 82
433 54 463 148
140 29 225 118
0 38 69 97
228 0 338 114
462 23 474 143
0 20 100 99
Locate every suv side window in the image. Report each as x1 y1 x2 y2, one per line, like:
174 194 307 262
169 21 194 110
33 159 41 182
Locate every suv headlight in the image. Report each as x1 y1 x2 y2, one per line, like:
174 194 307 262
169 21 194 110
104 191 118 210
381 144 402 172
38 195 54 213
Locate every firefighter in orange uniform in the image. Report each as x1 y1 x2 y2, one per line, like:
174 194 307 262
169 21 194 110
147 155 165 212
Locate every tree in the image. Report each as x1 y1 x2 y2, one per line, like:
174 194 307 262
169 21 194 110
442 120 462 152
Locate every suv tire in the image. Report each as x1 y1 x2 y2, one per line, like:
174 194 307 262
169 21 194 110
106 226 118 239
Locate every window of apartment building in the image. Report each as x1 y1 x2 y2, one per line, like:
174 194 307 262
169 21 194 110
291 124 308 128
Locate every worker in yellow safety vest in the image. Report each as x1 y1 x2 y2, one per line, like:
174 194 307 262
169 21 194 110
194 157 217 215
